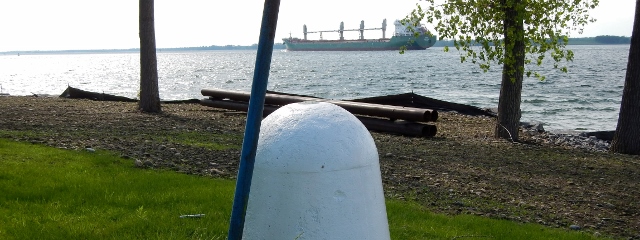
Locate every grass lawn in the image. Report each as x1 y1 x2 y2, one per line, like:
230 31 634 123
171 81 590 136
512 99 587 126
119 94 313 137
0 139 605 239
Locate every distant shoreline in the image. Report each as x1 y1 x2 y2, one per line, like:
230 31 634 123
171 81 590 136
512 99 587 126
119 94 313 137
0 36 630 55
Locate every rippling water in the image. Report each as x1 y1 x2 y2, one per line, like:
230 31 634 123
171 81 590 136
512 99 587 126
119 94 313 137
0 45 628 132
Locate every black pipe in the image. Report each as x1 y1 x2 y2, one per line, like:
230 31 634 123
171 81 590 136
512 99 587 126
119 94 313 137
200 99 436 137
201 88 438 122
201 98 277 116
358 117 436 137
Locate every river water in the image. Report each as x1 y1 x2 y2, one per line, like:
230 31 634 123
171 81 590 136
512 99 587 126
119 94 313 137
0 45 629 132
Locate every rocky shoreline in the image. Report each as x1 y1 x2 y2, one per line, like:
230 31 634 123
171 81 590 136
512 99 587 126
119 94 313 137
1 96 638 239
521 122 612 152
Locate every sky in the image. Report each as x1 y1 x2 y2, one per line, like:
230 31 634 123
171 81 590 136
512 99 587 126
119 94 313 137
0 0 635 52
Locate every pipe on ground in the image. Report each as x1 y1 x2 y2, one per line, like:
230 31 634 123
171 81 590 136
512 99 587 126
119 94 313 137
201 88 438 122
200 99 436 137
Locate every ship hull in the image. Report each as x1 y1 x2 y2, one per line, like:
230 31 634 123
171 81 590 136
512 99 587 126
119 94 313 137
282 34 437 51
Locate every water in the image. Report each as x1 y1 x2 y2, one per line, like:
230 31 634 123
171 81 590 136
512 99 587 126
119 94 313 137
0 45 628 132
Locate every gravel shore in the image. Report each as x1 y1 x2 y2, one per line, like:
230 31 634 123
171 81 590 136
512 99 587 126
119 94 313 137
1 96 639 239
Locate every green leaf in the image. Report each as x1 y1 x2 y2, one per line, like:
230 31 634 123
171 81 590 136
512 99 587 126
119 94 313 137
399 0 597 83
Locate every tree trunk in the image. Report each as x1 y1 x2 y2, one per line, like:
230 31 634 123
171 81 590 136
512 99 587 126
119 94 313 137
138 0 161 113
610 1 640 155
495 0 525 141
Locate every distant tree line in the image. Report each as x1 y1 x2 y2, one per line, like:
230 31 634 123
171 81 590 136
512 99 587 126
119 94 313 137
169 36 630 50
432 35 631 47
161 44 286 51
3 35 627 55
594 35 631 44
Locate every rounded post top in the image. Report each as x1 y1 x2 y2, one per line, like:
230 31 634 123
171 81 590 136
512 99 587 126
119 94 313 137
257 102 378 172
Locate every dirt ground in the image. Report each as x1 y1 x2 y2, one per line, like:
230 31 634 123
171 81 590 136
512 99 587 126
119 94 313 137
1 96 638 239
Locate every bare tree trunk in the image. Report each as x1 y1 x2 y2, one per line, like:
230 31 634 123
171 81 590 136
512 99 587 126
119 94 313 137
611 0 640 155
139 0 161 113
495 0 525 141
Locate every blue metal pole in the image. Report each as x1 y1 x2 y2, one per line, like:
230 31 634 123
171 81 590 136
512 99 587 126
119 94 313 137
227 0 281 239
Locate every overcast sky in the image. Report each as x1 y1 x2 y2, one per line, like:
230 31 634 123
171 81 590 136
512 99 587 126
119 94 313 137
0 0 635 52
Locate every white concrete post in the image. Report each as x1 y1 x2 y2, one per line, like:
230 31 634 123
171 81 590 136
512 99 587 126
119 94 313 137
242 102 390 240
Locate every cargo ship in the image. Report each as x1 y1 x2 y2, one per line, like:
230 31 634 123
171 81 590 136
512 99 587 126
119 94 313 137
282 19 437 51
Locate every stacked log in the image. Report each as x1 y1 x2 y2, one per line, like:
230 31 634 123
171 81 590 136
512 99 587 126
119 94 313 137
200 88 438 137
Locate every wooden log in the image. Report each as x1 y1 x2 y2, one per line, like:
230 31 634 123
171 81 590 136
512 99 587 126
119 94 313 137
200 98 436 137
59 86 137 102
58 86 200 104
201 88 438 122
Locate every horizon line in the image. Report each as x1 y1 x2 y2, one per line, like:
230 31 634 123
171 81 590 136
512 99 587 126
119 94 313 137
1 35 632 54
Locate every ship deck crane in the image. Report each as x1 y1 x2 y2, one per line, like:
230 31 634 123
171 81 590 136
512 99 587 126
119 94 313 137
303 19 388 40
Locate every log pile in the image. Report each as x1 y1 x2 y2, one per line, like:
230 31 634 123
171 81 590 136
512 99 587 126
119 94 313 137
200 88 438 137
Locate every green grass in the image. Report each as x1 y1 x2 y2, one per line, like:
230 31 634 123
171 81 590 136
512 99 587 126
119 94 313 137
165 132 241 150
0 139 607 239
0 138 233 239
0 129 48 139
0 129 243 151
386 200 604 240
